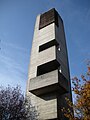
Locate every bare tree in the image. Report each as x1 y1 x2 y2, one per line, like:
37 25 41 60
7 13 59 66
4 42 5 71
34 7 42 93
0 85 38 120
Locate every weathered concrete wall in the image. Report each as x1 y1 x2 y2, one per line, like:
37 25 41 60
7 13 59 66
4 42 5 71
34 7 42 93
26 14 58 119
29 70 58 91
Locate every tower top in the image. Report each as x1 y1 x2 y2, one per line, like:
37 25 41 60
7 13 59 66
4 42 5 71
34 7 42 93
39 8 63 29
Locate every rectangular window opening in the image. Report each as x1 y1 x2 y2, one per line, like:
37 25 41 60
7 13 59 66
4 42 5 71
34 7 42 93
39 39 59 52
37 60 60 76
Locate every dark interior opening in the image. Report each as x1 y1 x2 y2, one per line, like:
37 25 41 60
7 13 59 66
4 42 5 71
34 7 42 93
37 60 60 76
39 8 58 29
39 39 59 52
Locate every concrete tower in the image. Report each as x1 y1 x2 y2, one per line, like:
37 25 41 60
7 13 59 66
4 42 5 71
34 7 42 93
27 8 72 120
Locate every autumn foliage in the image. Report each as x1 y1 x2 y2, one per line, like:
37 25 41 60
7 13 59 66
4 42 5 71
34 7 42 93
62 62 90 120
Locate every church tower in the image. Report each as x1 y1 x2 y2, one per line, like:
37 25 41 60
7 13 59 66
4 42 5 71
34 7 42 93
27 8 72 120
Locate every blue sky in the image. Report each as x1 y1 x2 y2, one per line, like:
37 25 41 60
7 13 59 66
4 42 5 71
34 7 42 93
0 0 90 92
